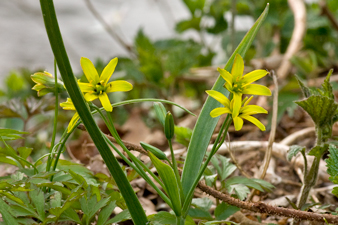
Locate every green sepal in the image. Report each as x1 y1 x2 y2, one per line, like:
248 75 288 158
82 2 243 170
321 69 334 99
165 112 175 140
308 144 329 157
148 152 181 216
295 75 311 98
153 102 167 127
295 95 338 128
140 142 168 161
287 145 306 161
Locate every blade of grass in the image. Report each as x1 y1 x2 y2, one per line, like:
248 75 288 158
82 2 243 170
181 4 270 198
39 1 147 224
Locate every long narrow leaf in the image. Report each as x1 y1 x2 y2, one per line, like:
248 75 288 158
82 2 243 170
181 4 270 198
38 1 147 224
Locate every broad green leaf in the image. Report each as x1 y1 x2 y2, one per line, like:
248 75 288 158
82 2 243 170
295 95 338 127
149 152 181 216
225 177 266 192
29 185 46 220
148 211 176 225
0 191 25 205
0 198 19 225
0 156 18 166
191 197 213 211
174 126 192 147
0 128 28 140
181 4 270 198
60 207 81 224
214 202 240 220
204 174 217 187
18 147 32 160
97 201 116 225
68 169 88 189
188 207 213 220
105 209 131 224
308 144 329 157
287 145 305 161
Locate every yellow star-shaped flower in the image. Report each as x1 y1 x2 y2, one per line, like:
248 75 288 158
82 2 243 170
206 90 267 131
218 54 271 118
60 98 80 133
78 57 133 112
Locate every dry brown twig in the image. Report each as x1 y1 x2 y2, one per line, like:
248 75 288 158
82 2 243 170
77 124 338 223
277 0 306 79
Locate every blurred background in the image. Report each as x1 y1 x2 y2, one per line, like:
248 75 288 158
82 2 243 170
1 0 338 157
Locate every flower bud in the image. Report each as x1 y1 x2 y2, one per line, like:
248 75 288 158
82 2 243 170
165 112 175 140
140 142 168 161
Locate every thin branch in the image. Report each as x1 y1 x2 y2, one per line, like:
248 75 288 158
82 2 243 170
83 0 136 57
77 124 338 223
277 0 306 79
320 0 338 31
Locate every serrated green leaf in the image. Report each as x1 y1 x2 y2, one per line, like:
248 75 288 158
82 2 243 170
295 75 311 98
105 209 131 224
97 201 116 225
149 152 181 216
29 185 45 220
214 202 240 220
0 198 19 225
325 145 338 183
148 211 176 225
287 145 306 161
322 69 334 99
227 184 250 200
295 95 338 127
60 207 81 224
68 169 88 189
0 191 25 205
181 4 269 199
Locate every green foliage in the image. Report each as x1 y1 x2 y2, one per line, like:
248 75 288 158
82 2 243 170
325 145 338 198
287 145 306 161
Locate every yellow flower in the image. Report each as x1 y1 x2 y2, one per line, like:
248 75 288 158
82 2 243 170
78 57 133 112
218 54 271 118
206 90 267 131
60 98 80 133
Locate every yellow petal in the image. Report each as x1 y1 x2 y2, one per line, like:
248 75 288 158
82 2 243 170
242 70 269 84
231 54 244 80
241 115 265 131
60 98 75 110
217 68 233 87
232 93 242 118
233 116 243 131
67 112 80 133
84 93 99 101
241 105 267 115
78 82 94 93
243 96 253 107
242 84 272 96
210 108 231 117
205 90 230 108
99 92 112 112
80 57 99 84
100 58 118 85
106 80 133 93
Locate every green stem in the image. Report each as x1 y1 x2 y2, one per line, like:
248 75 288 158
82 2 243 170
39 1 147 223
176 215 185 225
296 127 323 209
181 116 231 216
46 59 59 172
168 139 184 203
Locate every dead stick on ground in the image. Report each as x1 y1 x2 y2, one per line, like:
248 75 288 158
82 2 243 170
77 125 338 223
277 0 306 79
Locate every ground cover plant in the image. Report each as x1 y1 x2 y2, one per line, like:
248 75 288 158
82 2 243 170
1 0 338 224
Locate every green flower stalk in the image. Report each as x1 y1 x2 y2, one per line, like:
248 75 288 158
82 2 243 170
78 57 133 112
206 91 267 131
218 54 271 117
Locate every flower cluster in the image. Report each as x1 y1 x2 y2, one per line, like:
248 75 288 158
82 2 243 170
206 54 271 131
59 57 133 132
